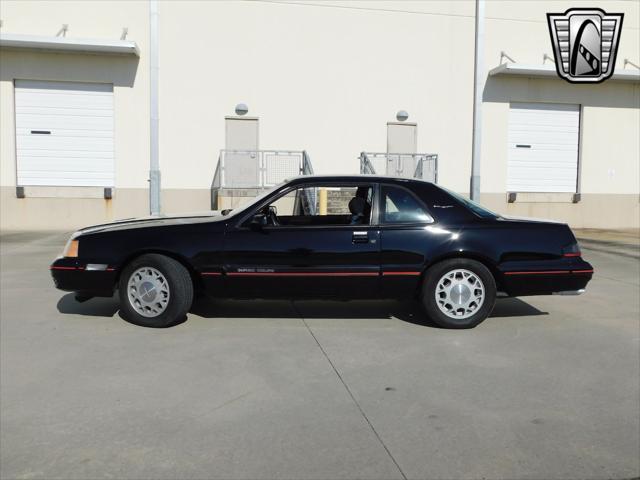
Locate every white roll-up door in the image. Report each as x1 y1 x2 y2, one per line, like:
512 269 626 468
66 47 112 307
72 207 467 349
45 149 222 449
15 80 114 187
507 103 580 193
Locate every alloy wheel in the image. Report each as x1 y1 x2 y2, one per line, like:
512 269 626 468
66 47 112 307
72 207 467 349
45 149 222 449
127 266 171 318
434 268 485 320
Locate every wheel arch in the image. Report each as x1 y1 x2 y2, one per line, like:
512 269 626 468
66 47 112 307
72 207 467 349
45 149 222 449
421 251 503 291
115 250 203 292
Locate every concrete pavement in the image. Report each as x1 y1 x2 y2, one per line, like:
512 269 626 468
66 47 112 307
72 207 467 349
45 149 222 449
1 231 639 480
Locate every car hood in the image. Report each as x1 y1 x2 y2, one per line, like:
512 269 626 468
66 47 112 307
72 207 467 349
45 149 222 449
498 214 565 225
77 211 227 235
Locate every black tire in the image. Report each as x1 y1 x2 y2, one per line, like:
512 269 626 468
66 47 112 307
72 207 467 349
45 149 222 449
421 258 496 329
118 254 194 328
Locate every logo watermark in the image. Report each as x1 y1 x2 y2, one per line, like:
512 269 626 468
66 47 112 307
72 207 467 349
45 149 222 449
547 8 623 84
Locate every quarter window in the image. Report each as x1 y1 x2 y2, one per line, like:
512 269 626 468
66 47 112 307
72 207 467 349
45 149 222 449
382 185 433 224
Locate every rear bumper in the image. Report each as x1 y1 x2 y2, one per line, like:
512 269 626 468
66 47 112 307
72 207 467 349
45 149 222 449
499 258 594 297
50 258 117 297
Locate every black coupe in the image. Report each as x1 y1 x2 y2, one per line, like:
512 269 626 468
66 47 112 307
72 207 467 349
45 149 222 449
51 175 593 328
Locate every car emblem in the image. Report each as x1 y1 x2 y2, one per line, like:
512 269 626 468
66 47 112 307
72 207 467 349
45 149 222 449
547 8 623 84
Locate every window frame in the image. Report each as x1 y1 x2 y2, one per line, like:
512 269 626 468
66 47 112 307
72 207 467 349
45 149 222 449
377 182 436 227
235 180 380 230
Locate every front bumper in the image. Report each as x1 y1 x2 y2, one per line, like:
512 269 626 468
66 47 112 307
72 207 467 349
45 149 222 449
50 258 117 297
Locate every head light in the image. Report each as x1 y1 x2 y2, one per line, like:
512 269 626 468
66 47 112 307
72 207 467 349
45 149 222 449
62 234 80 258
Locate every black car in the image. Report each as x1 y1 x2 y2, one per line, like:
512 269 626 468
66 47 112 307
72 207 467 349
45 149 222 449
51 175 593 329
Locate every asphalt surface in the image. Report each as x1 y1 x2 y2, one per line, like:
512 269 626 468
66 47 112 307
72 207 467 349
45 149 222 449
1 231 639 480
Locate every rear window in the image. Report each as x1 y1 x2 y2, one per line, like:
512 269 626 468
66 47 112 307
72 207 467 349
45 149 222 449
437 186 499 219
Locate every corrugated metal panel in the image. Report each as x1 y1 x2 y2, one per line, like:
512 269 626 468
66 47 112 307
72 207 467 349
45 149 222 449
507 103 579 193
15 80 114 187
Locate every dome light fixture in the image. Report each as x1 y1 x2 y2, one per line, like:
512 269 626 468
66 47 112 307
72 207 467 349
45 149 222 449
396 110 409 122
235 103 249 116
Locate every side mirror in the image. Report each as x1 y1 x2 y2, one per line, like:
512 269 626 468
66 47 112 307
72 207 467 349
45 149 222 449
250 213 268 231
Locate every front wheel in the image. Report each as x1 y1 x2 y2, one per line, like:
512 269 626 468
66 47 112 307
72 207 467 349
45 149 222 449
421 258 496 329
118 254 194 328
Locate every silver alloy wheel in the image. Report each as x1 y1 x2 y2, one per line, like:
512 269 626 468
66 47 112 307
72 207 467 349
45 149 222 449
127 266 170 318
434 268 485 320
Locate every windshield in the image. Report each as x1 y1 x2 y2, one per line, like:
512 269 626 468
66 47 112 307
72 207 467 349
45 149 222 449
439 186 500 219
221 181 286 218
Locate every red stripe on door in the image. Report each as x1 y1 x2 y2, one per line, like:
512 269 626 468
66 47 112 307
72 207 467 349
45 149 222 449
202 270 424 277
226 272 379 277
382 271 421 276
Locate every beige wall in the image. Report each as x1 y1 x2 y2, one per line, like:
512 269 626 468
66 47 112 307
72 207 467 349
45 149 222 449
478 0 640 227
158 0 476 191
0 1 150 230
0 0 638 230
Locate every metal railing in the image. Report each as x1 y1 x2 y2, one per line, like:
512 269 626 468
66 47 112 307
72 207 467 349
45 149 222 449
211 149 314 209
359 152 438 183
212 149 313 190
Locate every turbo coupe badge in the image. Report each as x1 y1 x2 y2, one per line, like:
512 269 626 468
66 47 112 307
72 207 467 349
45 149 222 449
547 8 623 84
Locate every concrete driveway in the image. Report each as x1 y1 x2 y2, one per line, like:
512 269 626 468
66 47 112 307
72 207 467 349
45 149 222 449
1 231 638 480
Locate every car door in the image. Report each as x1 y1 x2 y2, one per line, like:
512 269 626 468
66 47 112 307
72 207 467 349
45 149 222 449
378 183 437 298
222 182 381 298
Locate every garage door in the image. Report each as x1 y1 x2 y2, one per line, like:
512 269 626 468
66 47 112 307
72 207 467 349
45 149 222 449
15 80 114 187
507 103 580 193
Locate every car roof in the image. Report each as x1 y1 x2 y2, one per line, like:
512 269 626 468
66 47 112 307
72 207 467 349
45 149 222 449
285 174 433 185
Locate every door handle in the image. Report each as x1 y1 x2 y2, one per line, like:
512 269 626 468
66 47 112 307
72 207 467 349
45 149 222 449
352 231 369 244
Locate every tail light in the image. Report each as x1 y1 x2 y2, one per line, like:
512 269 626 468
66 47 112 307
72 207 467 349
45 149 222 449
562 242 581 258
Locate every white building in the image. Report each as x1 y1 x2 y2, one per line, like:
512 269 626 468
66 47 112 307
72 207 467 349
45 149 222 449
1 0 638 230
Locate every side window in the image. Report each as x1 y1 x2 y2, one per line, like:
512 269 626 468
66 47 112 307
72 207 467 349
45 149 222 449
263 184 373 227
382 185 433 224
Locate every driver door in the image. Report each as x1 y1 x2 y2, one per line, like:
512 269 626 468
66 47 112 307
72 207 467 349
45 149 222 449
222 182 381 298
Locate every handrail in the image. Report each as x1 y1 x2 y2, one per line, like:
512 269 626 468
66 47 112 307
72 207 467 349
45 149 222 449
211 149 314 209
302 150 314 176
359 152 438 183
359 152 377 174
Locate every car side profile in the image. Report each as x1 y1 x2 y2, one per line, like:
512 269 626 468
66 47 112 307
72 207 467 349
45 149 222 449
51 175 593 329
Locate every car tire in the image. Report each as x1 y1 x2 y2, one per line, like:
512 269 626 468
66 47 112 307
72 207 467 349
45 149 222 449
421 258 496 329
118 254 193 328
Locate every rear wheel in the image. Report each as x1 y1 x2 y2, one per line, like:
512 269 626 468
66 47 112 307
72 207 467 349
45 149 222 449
421 258 496 329
118 254 193 328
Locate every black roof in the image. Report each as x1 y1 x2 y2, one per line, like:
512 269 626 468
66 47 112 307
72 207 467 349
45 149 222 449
286 174 432 185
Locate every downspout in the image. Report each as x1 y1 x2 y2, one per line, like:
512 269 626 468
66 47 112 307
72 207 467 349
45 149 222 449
470 0 485 201
149 0 161 214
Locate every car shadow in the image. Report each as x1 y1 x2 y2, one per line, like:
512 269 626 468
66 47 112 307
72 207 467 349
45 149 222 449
57 293 120 318
490 297 548 318
190 296 548 327
56 293 547 327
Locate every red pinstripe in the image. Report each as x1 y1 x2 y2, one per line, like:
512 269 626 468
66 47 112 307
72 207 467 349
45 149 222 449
382 271 421 276
504 269 593 276
201 271 424 277
226 272 379 277
51 266 114 271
